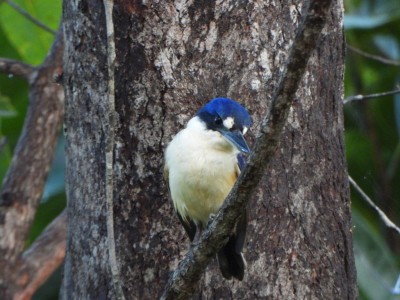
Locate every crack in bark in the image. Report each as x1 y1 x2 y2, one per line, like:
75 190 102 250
103 0 125 299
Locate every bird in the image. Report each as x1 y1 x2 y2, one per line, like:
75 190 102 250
164 97 251 280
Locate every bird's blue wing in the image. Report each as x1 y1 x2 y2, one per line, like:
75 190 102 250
237 153 246 171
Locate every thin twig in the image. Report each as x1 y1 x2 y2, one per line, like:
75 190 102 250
103 0 125 299
0 58 35 80
4 0 57 35
161 0 334 298
347 45 400 67
344 87 400 104
349 176 400 236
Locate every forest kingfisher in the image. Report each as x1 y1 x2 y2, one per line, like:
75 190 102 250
164 97 251 280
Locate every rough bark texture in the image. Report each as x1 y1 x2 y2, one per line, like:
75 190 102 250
62 1 109 298
62 0 356 299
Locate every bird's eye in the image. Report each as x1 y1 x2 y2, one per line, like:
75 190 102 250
214 116 222 125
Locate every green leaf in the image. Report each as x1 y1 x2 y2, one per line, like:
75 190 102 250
0 0 61 65
344 14 393 29
0 137 12 183
0 93 17 117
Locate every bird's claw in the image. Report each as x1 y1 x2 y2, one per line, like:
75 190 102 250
207 213 216 227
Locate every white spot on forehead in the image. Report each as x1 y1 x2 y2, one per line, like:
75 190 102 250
243 126 248 135
223 117 234 129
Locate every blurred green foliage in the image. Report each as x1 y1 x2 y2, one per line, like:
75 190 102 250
0 0 399 299
344 0 400 299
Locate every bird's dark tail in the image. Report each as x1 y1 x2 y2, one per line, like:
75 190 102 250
217 236 246 280
217 210 247 280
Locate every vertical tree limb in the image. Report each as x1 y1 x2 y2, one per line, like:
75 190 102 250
61 0 356 298
162 0 334 298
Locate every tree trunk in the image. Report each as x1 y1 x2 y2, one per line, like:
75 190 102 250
61 0 357 299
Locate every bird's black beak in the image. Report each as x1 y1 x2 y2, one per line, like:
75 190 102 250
219 129 250 154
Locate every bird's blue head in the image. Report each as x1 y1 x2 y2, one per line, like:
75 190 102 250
196 98 251 154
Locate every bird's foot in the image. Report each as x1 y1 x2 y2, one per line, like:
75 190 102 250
207 213 216 228
193 230 201 244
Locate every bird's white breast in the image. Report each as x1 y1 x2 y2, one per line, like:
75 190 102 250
165 117 239 225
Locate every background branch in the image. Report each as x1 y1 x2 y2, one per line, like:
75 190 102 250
0 29 64 298
161 0 334 298
0 58 35 81
347 44 400 67
344 87 400 104
14 210 67 300
3 0 56 35
349 176 400 235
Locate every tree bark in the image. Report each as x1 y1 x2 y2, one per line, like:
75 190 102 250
62 0 357 299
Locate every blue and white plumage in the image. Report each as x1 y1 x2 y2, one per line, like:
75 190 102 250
164 98 251 280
